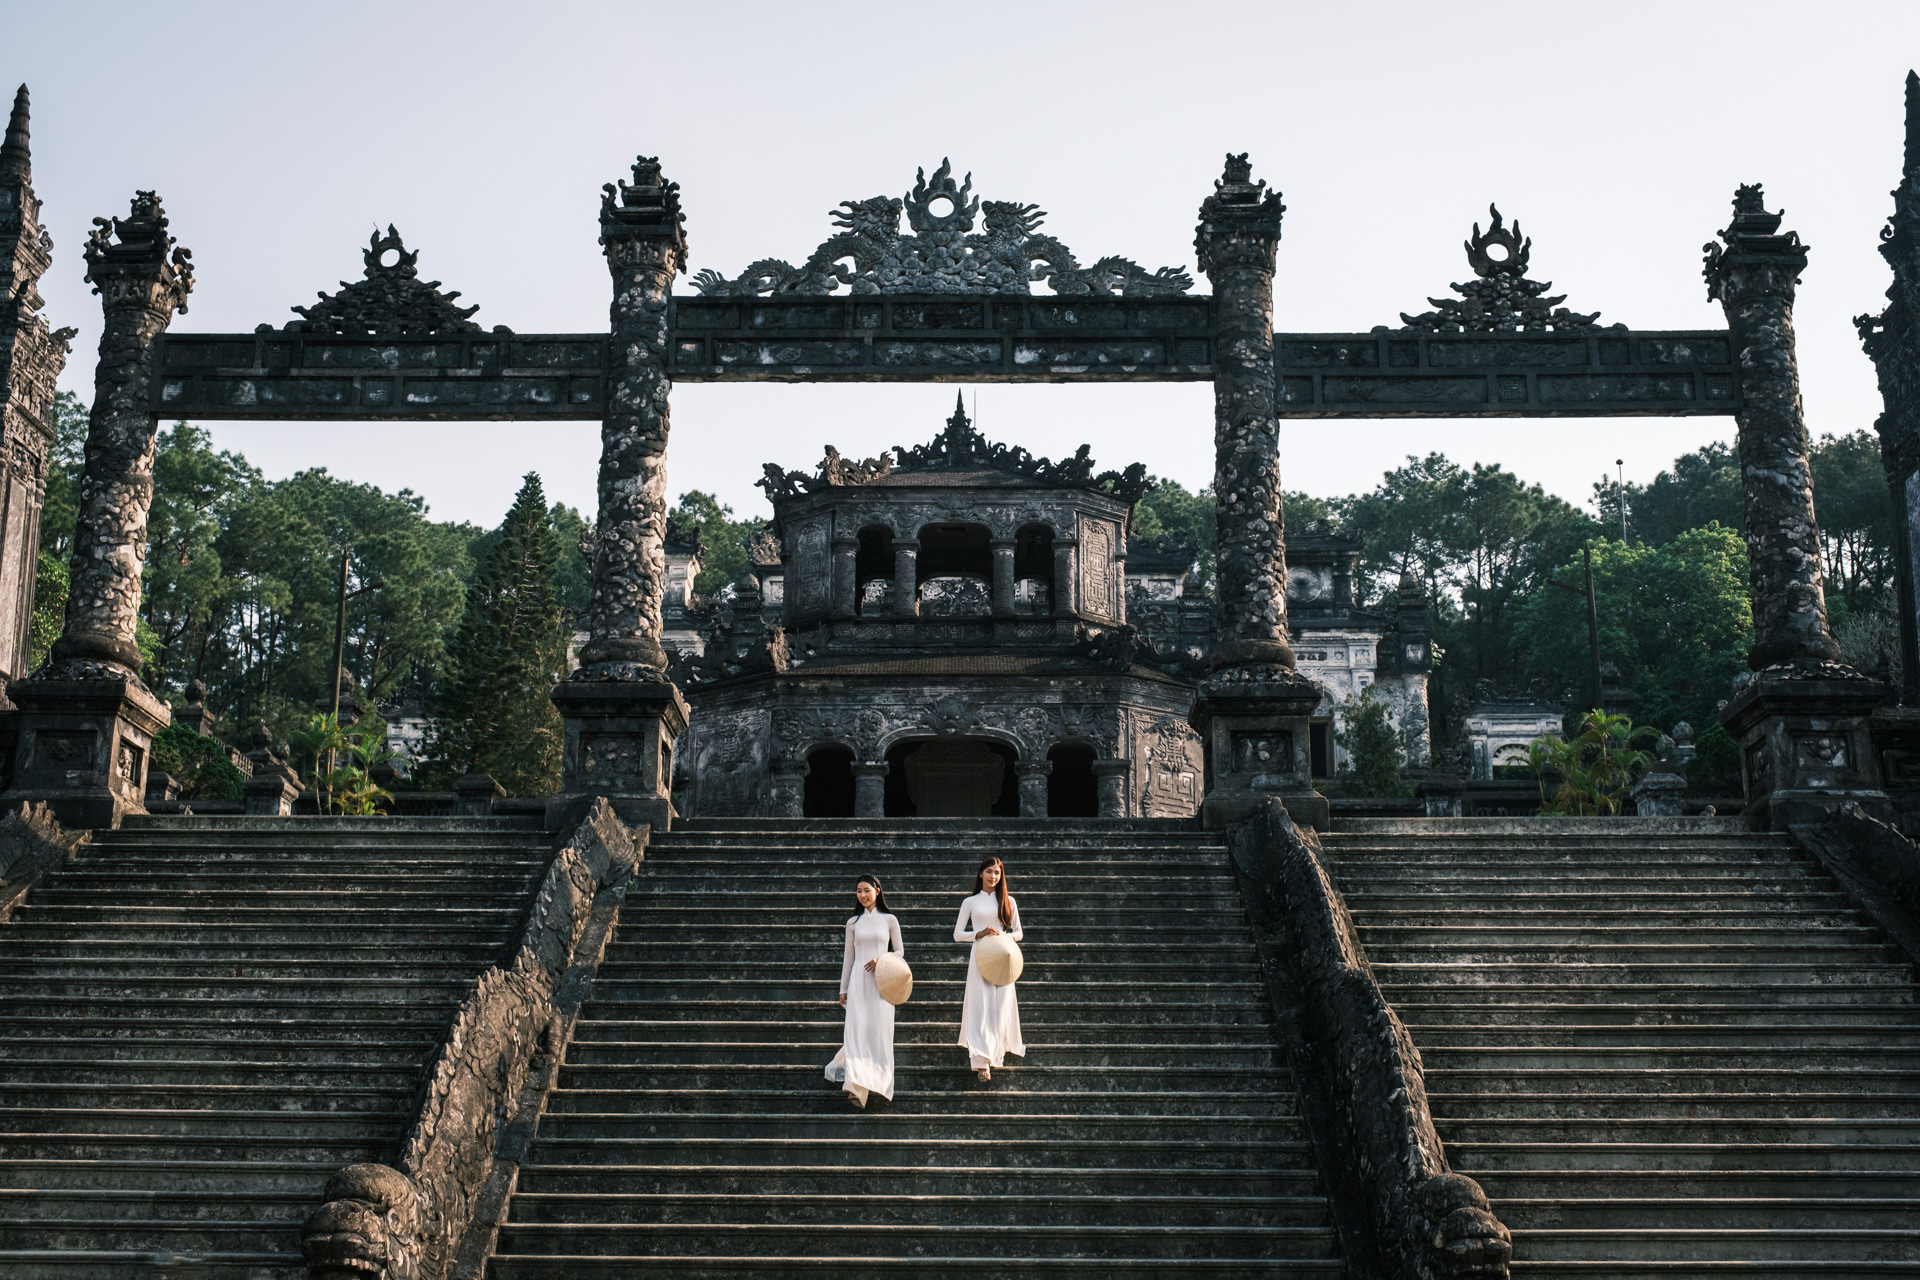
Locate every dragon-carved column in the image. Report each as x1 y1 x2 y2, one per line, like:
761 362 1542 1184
548 157 689 833
4 189 188 828
1706 182 1890 828
0 86 74 710
1187 154 1325 829
1860 72 1920 816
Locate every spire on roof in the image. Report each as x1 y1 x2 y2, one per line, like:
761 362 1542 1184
0 84 30 181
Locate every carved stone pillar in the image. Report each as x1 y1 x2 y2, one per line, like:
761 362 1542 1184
551 157 688 833
990 540 1016 618
1015 760 1051 817
1092 757 1129 818
1707 183 1890 828
830 536 858 621
1187 154 1325 829
852 760 888 818
1050 538 1077 618
0 87 73 695
2 189 189 829
769 756 808 818
1861 73 1920 706
891 540 919 618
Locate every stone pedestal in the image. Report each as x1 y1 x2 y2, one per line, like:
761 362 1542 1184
1415 770 1466 818
547 679 688 833
1015 760 1051 818
1630 768 1686 817
1092 757 1129 818
852 761 888 818
1721 666 1891 830
4 675 170 829
769 757 808 818
242 766 300 816
454 773 503 817
1870 707 1920 835
1190 668 1327 830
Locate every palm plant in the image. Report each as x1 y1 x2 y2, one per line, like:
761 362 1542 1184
1526 710 1661 816
288 712 393 816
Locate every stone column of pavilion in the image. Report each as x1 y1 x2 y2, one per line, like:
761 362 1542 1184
0 86 75 704
1708 182 1891 828
1185 154 1326 829
3 190 189 828
547 156 690 833
1859 73 1920 817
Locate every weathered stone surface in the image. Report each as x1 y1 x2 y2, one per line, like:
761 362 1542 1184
1227 798 1511 1278
302 799 642 1280
1399 206 1603 333
1197 154 1292 671
1704 184 1840 670
0 799 83 921
576 157 684 678
0 86 74 692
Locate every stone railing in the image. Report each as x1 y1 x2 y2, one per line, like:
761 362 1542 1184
1226 798 1512 1278
0 802 88 923
1794 801 1920 966
301 798 643 1280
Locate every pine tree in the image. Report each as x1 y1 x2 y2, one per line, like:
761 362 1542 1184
428 473 570 794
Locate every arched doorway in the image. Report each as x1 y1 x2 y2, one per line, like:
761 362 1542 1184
803 746 855 817
883 738 1017 816
1047 743 1098 817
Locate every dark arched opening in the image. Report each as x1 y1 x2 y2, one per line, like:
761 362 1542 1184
883 738 1017 817
854 525 894 616
1047 743 1098 817
919 523 992 581
1014 522 1055 614
803 745 855 817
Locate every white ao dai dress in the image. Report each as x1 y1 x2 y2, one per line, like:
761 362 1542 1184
825 908 904 1104
955 891 1025 1070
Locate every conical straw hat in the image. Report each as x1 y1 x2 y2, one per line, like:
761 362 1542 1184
873 952 913 1005
974 934 1023 986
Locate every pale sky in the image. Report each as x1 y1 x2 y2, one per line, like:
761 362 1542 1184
5 1 1918 528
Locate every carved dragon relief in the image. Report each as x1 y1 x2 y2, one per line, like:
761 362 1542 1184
274 226 502 338
692 159 1193 298
1397 206 1609 334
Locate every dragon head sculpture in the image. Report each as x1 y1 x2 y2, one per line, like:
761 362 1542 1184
301 1163 423 1280
1417 1172 1512 1278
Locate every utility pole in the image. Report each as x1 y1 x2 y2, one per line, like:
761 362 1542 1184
326 548 384 811
1546 548 1606 714
1616 458 1627 542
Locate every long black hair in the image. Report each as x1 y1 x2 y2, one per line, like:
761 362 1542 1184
852 873 891 917
973 856 1013 930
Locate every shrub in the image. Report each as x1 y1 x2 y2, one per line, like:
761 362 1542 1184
1334 685 1410 797
149 723 246 801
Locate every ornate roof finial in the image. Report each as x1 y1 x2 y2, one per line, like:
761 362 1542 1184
84 190 194 314
282 226 488 337
1399 204 1602 332
1703 183 1806 303
1 84 29 181
599 154 688 265
1857 74 1920 362
1194 152 1283 276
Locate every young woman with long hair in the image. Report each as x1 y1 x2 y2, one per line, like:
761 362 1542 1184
953 855 1024 1081
825 873 904 1108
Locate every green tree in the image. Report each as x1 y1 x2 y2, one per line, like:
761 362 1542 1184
37 389 87 559
1526 710 1660 816
27 552 66 672
1132 476 1217 593
1515 526 1752 731
148 723 246 801
669 490 767 596
424 473 570 795
1333 684 1410 796
139 423 259 689
1598 440 1743 548
1809 430 1896 614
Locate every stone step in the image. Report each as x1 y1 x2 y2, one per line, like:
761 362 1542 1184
1497 1196 1920 1230
520 1134 1310 1171
1450 1141 1920 1172
1358 925 1886 945
1354 906 1868 926
531 1111 1306 1143
0 1160 340 1194
551 1041 1282 1069
1425 1068 1920 1094
0 1131 394 1163
1396 1004 1920 1026
1428 1092 1920 1119
1504 1226 1920 1264
0 1056 421 1085
487 1255 1345 1277
589 961 1266 985
573 1000 1275 1026
1369 962 1913 985
0 1035 433 1062
580 983 1274 1008
490 1221 1339 1261
512 1162 1322 1198
504 1190 1326 1227
1467 1169 1920 1200
1435 1118 1920 1146
541 1088 1295 1118
1347 894 1858 913
536 1063 1288 1093
567 1021 1275 1049
0 940 509 963
0 958 507 980
1416 1044 1920 1070
1405 1023 1920 1046
1377 983 1920 1006
13 905 526 925
0 1216 302 1255
116 815 546 833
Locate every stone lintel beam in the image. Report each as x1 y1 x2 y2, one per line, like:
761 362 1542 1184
1704 183 1841 670
1196 153 1293 671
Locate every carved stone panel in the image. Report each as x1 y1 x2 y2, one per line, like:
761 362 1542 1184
792 518 829 619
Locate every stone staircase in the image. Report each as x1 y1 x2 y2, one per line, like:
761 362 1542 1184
1324 816 1920 1278
0 815 556 1279
487 817 1343 1277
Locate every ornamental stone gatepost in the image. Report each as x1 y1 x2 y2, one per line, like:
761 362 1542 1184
3 188 190 828
0 87 75 711
1859 73 1920 821
1186 154 1325 830
549 157 691 833
1706 183 1891 829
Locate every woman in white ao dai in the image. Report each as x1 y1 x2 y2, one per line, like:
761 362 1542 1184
954 856 1024 1080
825 874 904 1108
